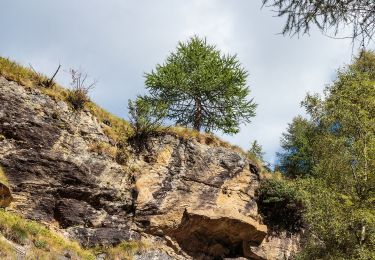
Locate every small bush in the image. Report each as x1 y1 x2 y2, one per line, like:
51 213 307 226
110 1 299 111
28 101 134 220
128 96 166 138
11 223 29 244
67 89 90 110
66 69 95 110
34 239 48 249
256 178 304 233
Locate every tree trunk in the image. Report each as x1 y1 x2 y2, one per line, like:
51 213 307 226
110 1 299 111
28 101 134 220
194 98 202 132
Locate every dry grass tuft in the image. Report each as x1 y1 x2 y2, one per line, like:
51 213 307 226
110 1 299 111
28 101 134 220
102 240 147 260
89 142 118 159
0 238 16 259
165 126 246 154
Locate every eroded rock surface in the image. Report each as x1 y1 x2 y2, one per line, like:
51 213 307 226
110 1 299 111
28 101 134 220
0 77 300 259
132 134 267 258
0 77 136 246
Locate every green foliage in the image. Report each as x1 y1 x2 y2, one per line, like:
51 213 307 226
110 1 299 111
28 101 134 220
247 140 265 162
293 179 375 260
277 116 316 178
262 0 375 45
128 96 166 138
144 36 256 134
256 178 304 233
277 51 375 259
34 239 48 249
302 51 375 201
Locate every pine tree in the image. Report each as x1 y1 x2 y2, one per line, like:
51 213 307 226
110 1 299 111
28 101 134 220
144 36 256 134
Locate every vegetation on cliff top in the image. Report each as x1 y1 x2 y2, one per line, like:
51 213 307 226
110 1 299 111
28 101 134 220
142 36 256 134
0 56 250 158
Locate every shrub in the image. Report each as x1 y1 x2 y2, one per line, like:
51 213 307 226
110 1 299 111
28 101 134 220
256 178 304 233
294 178 375 260
33 239 48 249
66 69 95 110
128 96 166 138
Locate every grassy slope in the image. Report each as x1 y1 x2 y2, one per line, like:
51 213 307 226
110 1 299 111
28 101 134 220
0 209 96 259
0 208 148 259
0 56 250 156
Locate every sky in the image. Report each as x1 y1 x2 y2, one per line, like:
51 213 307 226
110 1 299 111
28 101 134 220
0 0 371 164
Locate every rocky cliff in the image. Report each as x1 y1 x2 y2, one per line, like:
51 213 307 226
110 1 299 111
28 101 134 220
0 75 299 259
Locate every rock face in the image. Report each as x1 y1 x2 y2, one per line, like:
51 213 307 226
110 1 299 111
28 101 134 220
132 135 267 259
0 77 299 259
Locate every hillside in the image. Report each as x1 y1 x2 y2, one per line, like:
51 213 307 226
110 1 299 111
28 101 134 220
0 58 299 259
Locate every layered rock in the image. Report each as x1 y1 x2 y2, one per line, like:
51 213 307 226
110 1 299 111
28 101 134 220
0 77 136 246
132 134 267 258
0 76 299 259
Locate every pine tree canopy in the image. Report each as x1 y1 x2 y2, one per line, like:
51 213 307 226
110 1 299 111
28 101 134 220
263 0 375 45
144 36 256 134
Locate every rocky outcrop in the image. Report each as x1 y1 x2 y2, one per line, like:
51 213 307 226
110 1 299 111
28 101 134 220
132 134 267 258
0 76 300 259
247 233 300 260
0 77 136 245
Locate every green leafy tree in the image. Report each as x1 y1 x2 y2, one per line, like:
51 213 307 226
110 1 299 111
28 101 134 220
303 50 375 201
276 51 375 259
277 116 317 178
144 36 256 134
262 0 375 45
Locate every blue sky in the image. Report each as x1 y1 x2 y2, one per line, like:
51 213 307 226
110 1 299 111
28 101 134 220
1 0 370 164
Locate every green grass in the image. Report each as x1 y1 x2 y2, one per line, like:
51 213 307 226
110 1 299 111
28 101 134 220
0 209 96 259
0 210 156 259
